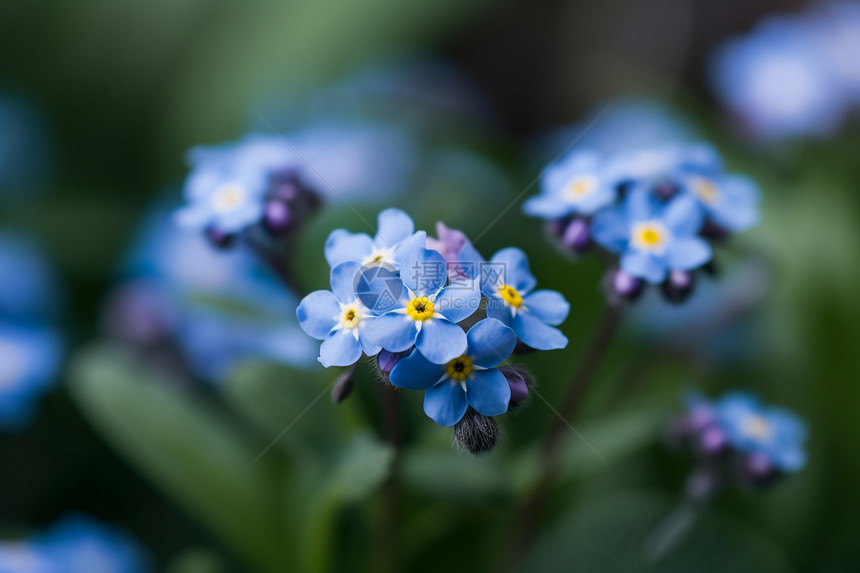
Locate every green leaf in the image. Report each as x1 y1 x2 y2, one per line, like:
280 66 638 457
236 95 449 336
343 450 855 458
401 448 514 506
69 344 284 573
520 493 792 573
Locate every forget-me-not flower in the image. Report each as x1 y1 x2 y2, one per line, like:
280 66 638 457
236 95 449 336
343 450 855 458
680 172 761 233
389 318 516 426
591 186 712 283
297 262 382 367
361 247 480 364
0 324 61 431
460 245 569 351
712 391 808 473
324 208 427 269
523 149 615 219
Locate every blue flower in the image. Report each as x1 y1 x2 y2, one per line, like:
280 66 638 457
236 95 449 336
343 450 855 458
0 234 60 322
806 2 860 103
360 247 480 364
28 514 149 573
712 391 808 473
0 324 61 431
710 15 846 140
523 150 616 219
591 187 712 283
297 262 383 367
680 172 761 232
604 143 722 187
324 208 427 269
389 318 516 426
459 245 569 351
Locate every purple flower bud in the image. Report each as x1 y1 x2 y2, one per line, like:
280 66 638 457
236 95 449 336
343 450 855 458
741 452 779 487
653 182 679 202
698 426 729 457
562 218 591 253
611 268 644 300
701 219 729 240
662 269 696 303
263 199 293 235
499 365 532 404
205 227 234 249
688 404 715 433
547 218 570 240
377 349 403 375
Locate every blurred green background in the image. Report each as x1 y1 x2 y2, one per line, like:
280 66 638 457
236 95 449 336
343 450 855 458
1 0 859 572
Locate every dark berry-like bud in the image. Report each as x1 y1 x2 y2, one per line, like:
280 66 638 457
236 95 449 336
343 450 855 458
611 268 645 301
377 350 402 375
698 426 729 457
562 218 591 253
263 199 293 235
205 227 234 249
331 365 356 404
653 182 679 202
499 365 532 405
741 452 779 487
454 407 500 455
701 220 729 241
662 269 696 303
547 217 571 240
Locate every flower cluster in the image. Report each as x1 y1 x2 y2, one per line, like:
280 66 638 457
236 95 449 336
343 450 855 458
523 142 760 303
297 209 569 448
0 515 148 573
0 234 62 431
710 2 860 140
671 390 807 490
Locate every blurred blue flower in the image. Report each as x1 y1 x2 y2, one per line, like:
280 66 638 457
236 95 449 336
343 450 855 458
711 15 846 140
14 514 150 573
604 143 721 188
592 187 711 283
324 208 427 269
680 172 761 233
460 245 569 350
709 391 808 473
0 324 61 431
0 234 60 322
361 247 480 364
389 318 516 426
523 150 616 219
807 2 860 103
297 262 383 367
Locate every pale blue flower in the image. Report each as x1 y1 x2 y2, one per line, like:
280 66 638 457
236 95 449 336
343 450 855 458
324 208 427 270
680 171 761 232
523 149 616 219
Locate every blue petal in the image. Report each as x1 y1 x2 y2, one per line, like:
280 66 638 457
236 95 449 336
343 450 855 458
330 262 362 303
319 329 362 367
625 186 658 221
465 369 511 416
522 290 570 326
434 280 481 323
590 208 629 253
512 311 568 350
423 380 469 426
391 231 427 270
663 194 704 236
324 229 374 267
361 312 416 352
357 321 383 356
296 291 339 340
490 247 537 294
665 238 712 270
620 251 666 283
416 319 468 364
457 242 486 282
400 248 447 296
389 350 446 390
523 195 574 219
467 318 516 368
486 301 514 325
355 265 406 313
374 208 415 248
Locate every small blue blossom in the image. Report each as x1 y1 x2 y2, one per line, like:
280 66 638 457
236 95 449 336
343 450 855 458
680 171 761 233
592 187 712 283
389 318 516 426
703 391 808 473
604 143 722 188
297 262 382 367
806 2 860 103
361 247 480 365
0 324 61 431
324 208 427 270
523 150 616 219
711 15 846 140
459 245 569 351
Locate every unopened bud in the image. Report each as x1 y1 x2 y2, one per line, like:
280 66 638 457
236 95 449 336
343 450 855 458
263 199 293 235
498 365 532 405
562 218 591 254
610 268 645 301
205 227 234 249
331 365 356 405
454 407 500 455
662 269 696 303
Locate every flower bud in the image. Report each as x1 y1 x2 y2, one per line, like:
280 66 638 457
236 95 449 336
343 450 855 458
562 218 591 254
547 217 570 240
701 220 729 240
662 269 696 303
741 452 779 487
454 407 500 455
263 199 293 235
499 365 532 405
205 227 234 249
653 182 679 202
377 349 403 375
331 366 356 405
697 426 729 457
610 268 644 301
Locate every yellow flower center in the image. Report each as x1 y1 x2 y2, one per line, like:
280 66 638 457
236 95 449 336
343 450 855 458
630 221 670 253
741 414 773 441
499 284 523 307
211 184 247 214
446 355 473 382
691 177 721 205
340 305 362 329
565 176 596 200
406 296 435 321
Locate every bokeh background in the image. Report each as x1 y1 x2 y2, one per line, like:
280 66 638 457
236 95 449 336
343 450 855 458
1 0 858 571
